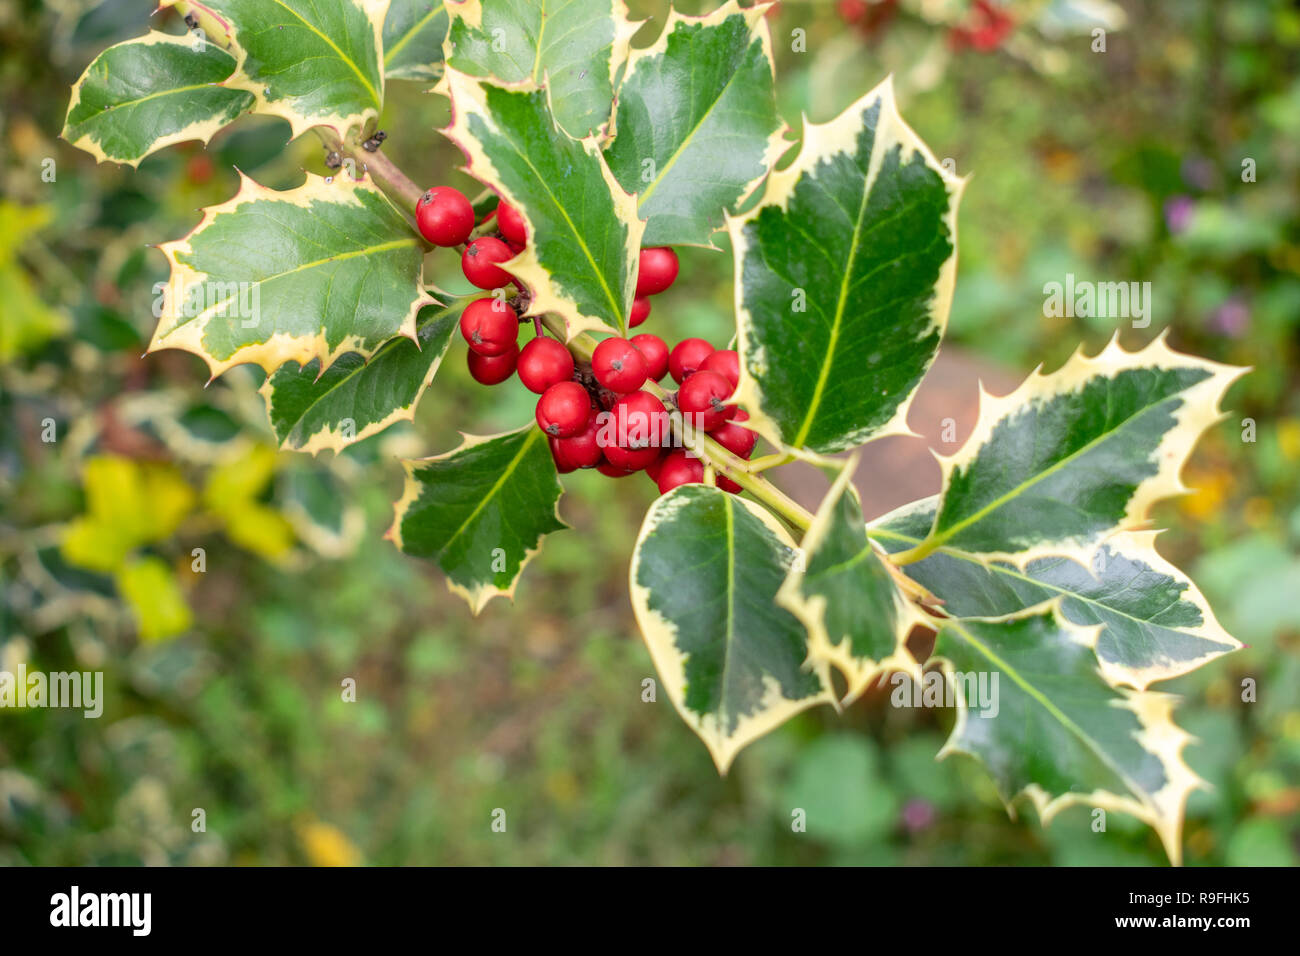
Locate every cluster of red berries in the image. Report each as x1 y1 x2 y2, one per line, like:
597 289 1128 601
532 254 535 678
415 185 758 495
837 0 898 39
947 0 1014 52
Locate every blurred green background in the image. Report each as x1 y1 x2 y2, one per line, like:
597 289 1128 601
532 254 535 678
2 0 1298 866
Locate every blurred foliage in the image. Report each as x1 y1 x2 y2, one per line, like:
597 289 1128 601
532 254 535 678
1 0 1297 865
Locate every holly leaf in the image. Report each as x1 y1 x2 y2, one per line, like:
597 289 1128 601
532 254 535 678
279 465 365 558
871 499 1242 690
777 456 924 704
164 0 387 139
729 76 962 456
935 607 1202 864
389 425 567 613
383 0 449 81
604 0 786 247
443 0 638 139
630 484 834 773
261 302 463 455
442 70 643 337
894 334 1246 567
150 171 432 378
62 31 253 167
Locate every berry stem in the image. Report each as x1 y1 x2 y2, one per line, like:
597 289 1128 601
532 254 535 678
747 451 796 472
315 128 424 215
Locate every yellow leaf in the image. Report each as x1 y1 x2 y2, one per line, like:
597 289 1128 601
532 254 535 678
60 457 195 573
1178 468 1232 521
203 443 279 514
61 515 135 573
1278 421 1300 462
0 201 52 258
116 556 192 642
200 444 296 560
296 819 362 867
0 202 68 362
222 504 296 561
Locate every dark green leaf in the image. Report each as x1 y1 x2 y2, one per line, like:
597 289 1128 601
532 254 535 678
731 77 962 455
604 1 784 247
63 31 253 167
442 70 642 336
383 0 448 81
262 302 463 454
390 425 567 613
631 484 833 772
150 172 431 377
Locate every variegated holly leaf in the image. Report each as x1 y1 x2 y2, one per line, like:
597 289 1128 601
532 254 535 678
777 456 924 704
389 425 566 613
262 302 463 455
604 0 785 247
443 0 637 139
630 484 834 774
871 498 1241 690
62 31 253 167
163 0 386 139
730 76 963 456
893 335 1246 567
150 171 432 378
935 607 1202 864
383 0 448 81
442 70 643 337
279 466 364 558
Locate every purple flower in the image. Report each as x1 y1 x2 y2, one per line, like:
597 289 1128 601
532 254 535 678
1164 195 1195 234
901 798 936 833
1210 297 1250 338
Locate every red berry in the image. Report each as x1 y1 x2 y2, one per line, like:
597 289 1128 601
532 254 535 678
668 337 715 384
549 437 578 473
678 370 734 430
591 337 648 393
517 336 574 393
716 475 742 494
603 440 661 472
657 450 704 493
496 200 527 245
630 333 669 382
596 460 636 478
460 298 519 356
700 349 740 389
709 418 757 458
417 186 474 247
536 381 591 438
630 296 651 327
553 416 602 469
467 343 518 385
636 247 679 297
462 237 515 290
729 408 750 423
608 391 669 451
